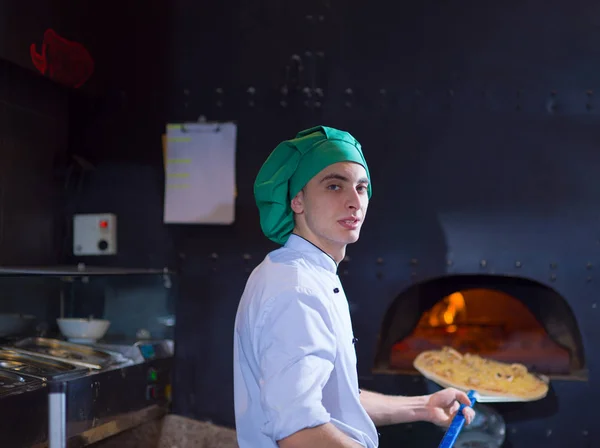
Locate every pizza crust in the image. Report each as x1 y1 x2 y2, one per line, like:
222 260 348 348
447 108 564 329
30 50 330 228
413 346 549 401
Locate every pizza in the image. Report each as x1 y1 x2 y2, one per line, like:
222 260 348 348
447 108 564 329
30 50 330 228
413 346 549 401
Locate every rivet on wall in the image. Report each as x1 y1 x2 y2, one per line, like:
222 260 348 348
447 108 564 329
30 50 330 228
345 88 353 108
302 86 312 108
314 87 324 108
510 427 517 434
546 429 552 437
379 88 387 108
183 88 190 109
283 54 303 99
210 252 218 272
247 86 256 107
550 262 557 269
446 259 453 266
278 86 288 108
592 303 597 309
480 259 487 268
343 270 349 276
343 255 351 262
550 274 557 282
215 88 223 108
582 429 589 436
410 258 418 266
586 262 593 270
515 261 522 268
376 257 384 265
243 254 252 272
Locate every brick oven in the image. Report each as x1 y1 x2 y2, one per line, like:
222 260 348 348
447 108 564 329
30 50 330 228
373 274 586 379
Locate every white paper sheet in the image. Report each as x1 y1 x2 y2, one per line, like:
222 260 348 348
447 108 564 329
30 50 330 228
163 122 237 224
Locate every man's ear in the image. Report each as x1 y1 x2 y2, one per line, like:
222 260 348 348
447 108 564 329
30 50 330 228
290 190 304 214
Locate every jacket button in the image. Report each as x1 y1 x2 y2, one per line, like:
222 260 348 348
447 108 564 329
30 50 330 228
352 337 358 344
333 288 339 293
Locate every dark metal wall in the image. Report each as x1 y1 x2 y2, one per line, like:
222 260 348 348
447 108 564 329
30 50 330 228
0 58 68 266
62 0 600 447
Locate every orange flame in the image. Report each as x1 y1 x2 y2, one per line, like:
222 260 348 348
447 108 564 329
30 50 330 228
427 292 466 332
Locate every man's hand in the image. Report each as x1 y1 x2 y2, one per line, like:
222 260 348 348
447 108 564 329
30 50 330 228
359 388 476 427
425 388 476 427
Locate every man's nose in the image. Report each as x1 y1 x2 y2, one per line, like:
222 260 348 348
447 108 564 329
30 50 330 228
346 189 361 209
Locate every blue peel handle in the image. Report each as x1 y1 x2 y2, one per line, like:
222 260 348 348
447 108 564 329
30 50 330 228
437 390 478 448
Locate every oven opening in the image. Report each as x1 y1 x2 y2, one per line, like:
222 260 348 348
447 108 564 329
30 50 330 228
372 274 586 380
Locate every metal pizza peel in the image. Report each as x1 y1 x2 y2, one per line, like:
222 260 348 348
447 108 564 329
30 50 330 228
413 364 549 447
438 389 479 448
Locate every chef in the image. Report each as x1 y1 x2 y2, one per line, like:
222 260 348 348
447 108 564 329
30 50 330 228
233 126 475 447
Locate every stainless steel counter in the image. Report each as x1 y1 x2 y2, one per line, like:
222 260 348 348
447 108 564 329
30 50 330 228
0 338 174 448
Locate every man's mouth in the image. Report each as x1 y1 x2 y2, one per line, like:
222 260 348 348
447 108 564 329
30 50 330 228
338 217 361 229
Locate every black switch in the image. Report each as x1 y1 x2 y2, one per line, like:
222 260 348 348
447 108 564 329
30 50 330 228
333 288 339 293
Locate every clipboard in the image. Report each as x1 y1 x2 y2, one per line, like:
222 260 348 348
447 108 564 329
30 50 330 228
162 121 237 224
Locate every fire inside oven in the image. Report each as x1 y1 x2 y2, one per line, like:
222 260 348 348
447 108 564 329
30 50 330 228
373 275 587 380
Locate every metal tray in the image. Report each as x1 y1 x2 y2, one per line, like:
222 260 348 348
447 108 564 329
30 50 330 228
0 348 90 381
0 368 45 398
9 338 126 370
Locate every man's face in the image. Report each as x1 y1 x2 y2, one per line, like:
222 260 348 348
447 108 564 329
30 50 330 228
291 162 370 254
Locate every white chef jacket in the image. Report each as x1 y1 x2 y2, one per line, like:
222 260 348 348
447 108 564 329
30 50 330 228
233 233 378 447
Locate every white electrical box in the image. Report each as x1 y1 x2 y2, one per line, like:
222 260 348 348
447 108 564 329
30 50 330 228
73 213 117 256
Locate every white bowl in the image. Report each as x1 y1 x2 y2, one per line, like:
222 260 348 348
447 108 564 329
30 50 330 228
56 318 111 344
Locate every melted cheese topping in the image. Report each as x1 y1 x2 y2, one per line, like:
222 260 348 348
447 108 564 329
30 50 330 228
413 346 549 399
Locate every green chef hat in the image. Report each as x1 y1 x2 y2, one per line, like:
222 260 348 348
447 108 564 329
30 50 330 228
254 125 372 245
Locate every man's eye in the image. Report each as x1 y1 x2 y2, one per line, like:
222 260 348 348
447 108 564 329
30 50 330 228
357 185 368 193
328 184 340 190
